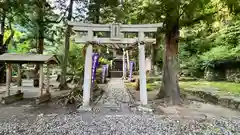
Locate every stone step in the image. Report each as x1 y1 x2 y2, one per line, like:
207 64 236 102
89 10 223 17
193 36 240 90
103 102 120 109
109 71 123 78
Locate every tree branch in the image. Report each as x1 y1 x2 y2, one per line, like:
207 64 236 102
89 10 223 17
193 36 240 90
44 7 68 24
180 11 217 27
4 23 14 46
45 14 65 24
179 0 196 18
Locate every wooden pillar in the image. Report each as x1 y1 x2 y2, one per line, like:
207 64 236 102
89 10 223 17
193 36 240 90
113 50 117 57
126 50 130 72
82 44 93 106
39 64 44 96
52 69 55 76
122 48 126 79
6 64 12 96
17 64 22 89
110 60 113 69
46 64 50 93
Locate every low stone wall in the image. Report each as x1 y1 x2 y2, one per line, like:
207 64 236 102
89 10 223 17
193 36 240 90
204 68 226 81
184 88 240 111
1 90 24 104
204 68 240 82
146 76 198 83
226 69 240 83
109 71 124 78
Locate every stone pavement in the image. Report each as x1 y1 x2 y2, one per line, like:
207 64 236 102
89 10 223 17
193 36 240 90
91 78 136 115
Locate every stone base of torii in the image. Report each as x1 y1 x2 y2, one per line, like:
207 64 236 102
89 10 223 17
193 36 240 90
68 22 162 111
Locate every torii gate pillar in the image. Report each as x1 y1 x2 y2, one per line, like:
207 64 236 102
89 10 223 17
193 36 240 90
82 45 93 107
138 32 148 105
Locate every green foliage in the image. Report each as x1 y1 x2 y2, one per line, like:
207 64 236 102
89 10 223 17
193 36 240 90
201 46 231 61
180 81 240 95
199 20 240 66
147 83 160 91
87 0 120 23
17 0 60 52
179 12 240 75
68 43 85 76
3 28 31 53
98 57 110 65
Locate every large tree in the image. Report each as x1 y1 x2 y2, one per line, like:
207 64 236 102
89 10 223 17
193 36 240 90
17 0 61 77
138 0 240 105
87 0 120 23
59 0 74 90
57 0 87 89
21 0 60 54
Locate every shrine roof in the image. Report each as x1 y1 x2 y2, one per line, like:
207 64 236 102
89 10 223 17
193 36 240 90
0 53 59 64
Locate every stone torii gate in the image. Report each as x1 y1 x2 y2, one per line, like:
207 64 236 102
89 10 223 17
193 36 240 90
68 22 162 109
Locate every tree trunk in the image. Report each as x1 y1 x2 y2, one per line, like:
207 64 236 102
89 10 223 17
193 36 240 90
150 44 155 75
0 13 5 45
59 0 74 90
158 23 181 105
0 13 5 83
34 1 45 76
38 37 44 54
0 14 14 83
151 28 161 75
95 1 100 24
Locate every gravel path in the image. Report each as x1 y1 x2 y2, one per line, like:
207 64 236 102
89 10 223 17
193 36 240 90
0 78 239 135
1 113 239 135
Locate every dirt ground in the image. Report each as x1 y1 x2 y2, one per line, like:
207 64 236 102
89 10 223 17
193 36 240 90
129 88 240 120
0 80 239 124
0 98 78 122
0 75 78 122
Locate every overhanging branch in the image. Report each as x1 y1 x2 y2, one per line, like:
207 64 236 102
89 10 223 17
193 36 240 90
179 0 196 18
180 11 217 27
4 23 14 46
44 7 68 24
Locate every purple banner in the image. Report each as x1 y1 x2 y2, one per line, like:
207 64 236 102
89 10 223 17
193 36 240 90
106 64 109 77
129 61 134 81
102 65 107 83
91 53 99 85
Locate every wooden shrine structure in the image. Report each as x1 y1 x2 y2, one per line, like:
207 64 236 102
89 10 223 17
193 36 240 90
0 53 58 104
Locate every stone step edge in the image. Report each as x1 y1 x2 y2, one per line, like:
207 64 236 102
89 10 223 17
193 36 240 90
185 89 240 111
